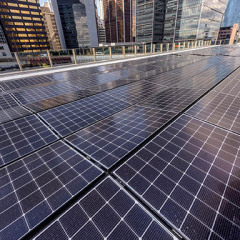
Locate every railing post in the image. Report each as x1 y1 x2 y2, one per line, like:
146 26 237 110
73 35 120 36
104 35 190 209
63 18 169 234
72 49 77 64
172 43 175 51
109 47 112 60
92 48 96 62
178 42 181 51
220 40 222 45
122 46 126 58
14 52 22 71
160 43 163 53
153 44 155 53
166 43 169 52
187 42 190 49
134 45 137 56
144 44 147 54
214 40 217 45
194 41 197 48
183 42 185 49
47 50 53 67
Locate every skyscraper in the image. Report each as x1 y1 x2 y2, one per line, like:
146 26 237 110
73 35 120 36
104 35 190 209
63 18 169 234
52 0 98 49
101 0 136 44
222 0 240 27
136 0 165 43
52 0 79 49
41 2 61 51
0 0 49 52
0 25 11 57
163 0 228 43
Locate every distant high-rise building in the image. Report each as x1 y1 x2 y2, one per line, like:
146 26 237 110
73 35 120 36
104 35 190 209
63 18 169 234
41 2 61 51
0 0 49 52
222 0 240 27
218 23 239 44
163 0 228 43
52 0 98 49
52 0 79 49
0 25 11 57
136 0 165 43
101 0 136 44
73 1 90 47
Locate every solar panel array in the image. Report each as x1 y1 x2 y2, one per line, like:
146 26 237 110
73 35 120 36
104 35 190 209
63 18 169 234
34 177 175 240
0 92 31 123
1 45 240 240
66 106 177 169
0 141 103 240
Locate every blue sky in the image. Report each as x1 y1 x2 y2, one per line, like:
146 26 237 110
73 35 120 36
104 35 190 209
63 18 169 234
39 0 47 6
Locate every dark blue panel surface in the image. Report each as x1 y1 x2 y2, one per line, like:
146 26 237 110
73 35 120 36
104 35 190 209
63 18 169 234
0 115 58 166
39 92 130 137
0 141 103 240
115 114 240 240
0 92 31 123
66 106 176 169
35 177 175 240
187 91 240 134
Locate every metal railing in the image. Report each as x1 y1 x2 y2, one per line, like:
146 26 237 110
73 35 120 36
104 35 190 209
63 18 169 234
0 40 228 74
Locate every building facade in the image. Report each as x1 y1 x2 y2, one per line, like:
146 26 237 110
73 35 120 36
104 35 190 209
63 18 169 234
52 0 98 49
101 0 136 44
136 0 165 43
0 0 49 52
0 25 11 58
163 0 228 43
222 0 240 27
52 0 79 49
218 23 239 44
41 2 61 51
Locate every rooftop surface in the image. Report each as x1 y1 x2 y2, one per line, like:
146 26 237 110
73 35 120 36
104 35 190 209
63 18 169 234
0 45 240 240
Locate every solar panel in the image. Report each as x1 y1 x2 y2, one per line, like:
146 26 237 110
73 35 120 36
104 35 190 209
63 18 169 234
66 106 176 169
0 75 53 91
0 141 103 240
13 81 81 105
137 88 205 113
0 115 58 167
39 92 130 137
13 87 97 112
68 68 139 89
0 92 31 123
114 114 240 240
187 91 240 134
34 177 176 240
88 79 136 92
214 69 240 98
105 81 168 105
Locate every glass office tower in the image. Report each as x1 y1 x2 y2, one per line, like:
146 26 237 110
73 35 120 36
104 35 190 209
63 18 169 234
136 0 166 43
73 1 90 47
101 0 135 43
163 0 228 43
0 0 49 52
222 0 240 27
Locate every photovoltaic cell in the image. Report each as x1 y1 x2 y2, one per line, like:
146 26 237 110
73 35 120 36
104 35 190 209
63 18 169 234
187 90 240 134
12 82 97 112
34 177 176 240
66 106 176 169
0 75 53 91
214 68 240 98
0 92 31 123
105 81 168 105
114 114 240 240
0 115 58 167
137 88 205 113
0 141 103 240
39 92 131 137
